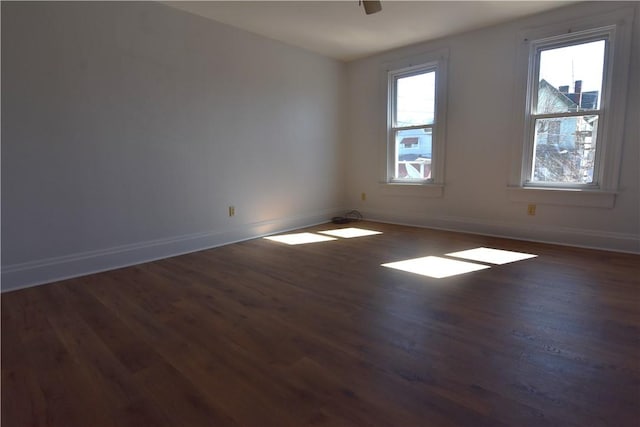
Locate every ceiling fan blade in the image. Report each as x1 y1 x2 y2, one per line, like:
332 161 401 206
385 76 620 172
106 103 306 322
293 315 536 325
362 0 382 15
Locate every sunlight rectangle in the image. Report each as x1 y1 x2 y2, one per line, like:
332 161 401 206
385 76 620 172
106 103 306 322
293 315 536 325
445 247 537 265
318 228 382 238
381 256 490 279
264 233 337 245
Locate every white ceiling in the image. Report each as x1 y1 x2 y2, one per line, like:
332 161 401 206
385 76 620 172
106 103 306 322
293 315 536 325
165 1 576 61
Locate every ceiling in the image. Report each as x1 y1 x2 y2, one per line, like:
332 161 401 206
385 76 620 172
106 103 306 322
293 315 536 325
165 1 576 61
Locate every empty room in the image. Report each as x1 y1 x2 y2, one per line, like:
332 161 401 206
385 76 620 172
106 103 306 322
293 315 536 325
2 1 639 426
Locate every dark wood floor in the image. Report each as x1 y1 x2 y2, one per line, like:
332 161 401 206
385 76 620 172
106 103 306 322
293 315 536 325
2 221 639 426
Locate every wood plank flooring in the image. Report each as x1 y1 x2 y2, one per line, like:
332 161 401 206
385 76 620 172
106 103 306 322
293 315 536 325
2 221 639 426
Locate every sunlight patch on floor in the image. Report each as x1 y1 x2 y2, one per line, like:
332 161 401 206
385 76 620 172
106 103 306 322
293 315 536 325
264 232 337 245
318 227 382 238
445 247 537 265
382 256 490 279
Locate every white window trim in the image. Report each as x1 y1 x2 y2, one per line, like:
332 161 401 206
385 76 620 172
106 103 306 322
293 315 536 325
508 7 633 208
524 29 610 190
387 63 437 185
379 48 449 197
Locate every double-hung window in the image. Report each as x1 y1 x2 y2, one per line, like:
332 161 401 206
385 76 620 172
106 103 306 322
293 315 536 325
384 50 448 189
525 34 608 187
511 8 633 207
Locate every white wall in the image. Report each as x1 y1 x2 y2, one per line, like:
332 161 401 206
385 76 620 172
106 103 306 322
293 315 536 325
3 2 638 291
346 2 639 252
1 1 347 290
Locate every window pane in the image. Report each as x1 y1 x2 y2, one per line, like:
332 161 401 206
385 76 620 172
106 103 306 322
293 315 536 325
395 128 432 180
531 115 598 184
536 40 605 114
396 71 435 126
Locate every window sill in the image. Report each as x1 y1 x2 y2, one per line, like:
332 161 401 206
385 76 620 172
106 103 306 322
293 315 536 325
379 183 444 198
507 186 616 208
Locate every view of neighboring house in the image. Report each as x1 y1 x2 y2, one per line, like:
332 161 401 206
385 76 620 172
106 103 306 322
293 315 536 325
534 79 599 183
397 128 433 179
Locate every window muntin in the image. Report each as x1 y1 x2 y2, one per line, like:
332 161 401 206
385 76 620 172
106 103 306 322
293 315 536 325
525 34 609 187
389 66 437 183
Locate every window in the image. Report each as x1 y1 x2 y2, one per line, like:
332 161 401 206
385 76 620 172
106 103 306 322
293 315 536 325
510 8 633 207
526 36 606 187
383 50 448 191
389 68 435 182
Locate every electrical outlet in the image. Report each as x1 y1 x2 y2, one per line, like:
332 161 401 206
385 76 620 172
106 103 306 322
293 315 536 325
228 206 235 217
527 204 536 216
361 192 366 201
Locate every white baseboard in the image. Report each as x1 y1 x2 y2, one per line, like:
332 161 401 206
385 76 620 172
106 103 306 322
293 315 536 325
362 209 640 254
1 208 343 292
4 207 636 292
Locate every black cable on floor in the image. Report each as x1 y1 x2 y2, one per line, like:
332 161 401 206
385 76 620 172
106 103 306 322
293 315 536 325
331 210 363 224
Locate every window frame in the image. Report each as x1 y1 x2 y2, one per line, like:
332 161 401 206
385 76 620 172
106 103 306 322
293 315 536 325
509 8 633 207
388 64 437 184
523 30 611 190
381 49 448 195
